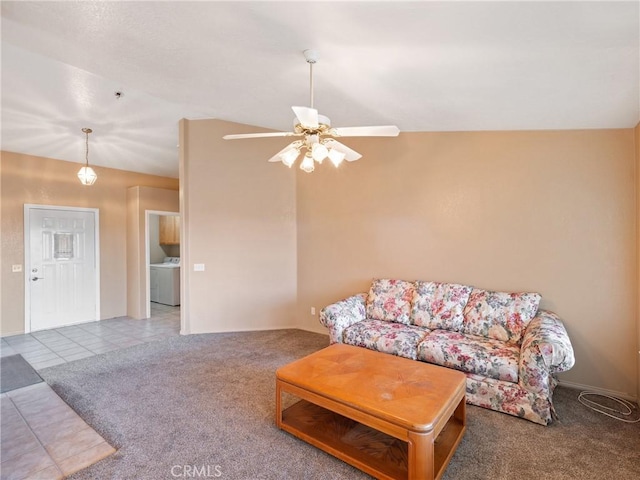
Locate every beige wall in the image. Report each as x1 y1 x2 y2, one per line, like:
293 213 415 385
296 129 637 397
149 215 166 264
179 119 297 334
0 151 178 335
636 123 640 400
126 186 179 319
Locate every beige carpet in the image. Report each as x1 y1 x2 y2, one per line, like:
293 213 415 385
38 329 640 480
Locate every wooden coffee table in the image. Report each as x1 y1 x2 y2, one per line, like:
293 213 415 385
276 343 466 480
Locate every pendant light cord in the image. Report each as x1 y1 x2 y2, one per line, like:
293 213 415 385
85 130 90 167
82 127 93 167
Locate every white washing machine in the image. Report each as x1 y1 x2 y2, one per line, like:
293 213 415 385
150 257 180 306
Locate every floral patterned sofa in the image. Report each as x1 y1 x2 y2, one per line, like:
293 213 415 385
319 279 575 425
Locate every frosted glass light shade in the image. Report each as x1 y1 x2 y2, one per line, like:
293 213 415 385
328 149 346 167
300 153 315 173
311 142 328 162
280 147 300 167
77 166 97 185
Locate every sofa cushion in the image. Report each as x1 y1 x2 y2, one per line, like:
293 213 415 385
417 330 520 383
343 319 430 360
463 289 541 344
366 279 415 325
411 281 473 331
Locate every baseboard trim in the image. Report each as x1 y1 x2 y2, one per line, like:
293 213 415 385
184 324 300 335
1 330 27 338
296 325 330 337
558 380 637 402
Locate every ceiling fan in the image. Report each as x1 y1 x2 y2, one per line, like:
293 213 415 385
223 49 400 173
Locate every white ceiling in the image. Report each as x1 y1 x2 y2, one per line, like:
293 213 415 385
2 1 638 178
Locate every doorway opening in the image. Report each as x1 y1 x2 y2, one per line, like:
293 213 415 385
145 211 180 319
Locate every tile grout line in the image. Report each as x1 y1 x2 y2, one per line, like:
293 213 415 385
24 333 67 365
76 322 146 344
3 394 65 479
51 325 125 356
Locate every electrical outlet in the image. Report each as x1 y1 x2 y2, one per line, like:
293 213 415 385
194 264 205 271
311 307 316 315
12 265 22 273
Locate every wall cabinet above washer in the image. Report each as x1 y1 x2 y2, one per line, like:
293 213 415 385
159 215 180 245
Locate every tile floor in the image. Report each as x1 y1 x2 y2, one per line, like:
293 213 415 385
1 383 114 480
0 304 180 480
1 304 180 369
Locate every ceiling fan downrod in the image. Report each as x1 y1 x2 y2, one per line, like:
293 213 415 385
303 49 319 109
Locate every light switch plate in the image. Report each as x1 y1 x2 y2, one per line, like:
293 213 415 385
194 264 205 272
12 265 22 273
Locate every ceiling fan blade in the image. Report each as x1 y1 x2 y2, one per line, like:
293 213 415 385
292 106 319 128
324 139 362 162
267 141 299 162
331 125 400 137
223 131 293 140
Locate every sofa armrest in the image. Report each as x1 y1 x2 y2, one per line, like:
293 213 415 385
319 293 367 344
519 310 575 395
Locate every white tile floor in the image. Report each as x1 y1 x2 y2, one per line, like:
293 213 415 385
0 304 180 480
1 383 115 479
1 304 180 370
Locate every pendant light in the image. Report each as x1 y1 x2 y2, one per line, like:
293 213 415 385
77 127 97 185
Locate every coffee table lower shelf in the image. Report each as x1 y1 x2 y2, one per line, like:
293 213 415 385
280 399 464 480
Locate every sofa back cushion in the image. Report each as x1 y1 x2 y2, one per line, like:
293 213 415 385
411 281 473 331
366 279 415 325
463 289 542 344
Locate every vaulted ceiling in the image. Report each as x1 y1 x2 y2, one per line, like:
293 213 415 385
2 1 638 178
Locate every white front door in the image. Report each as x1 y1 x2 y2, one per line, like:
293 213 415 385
26 206 99 332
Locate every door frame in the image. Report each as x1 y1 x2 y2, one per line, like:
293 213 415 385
145 210 179 318
23 204 101 333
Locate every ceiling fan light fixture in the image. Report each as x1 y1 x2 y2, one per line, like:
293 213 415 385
222 49 399 173
311 142 328 162
77 127 97 185
280 146 300 167
328 148 346 167
300 152 315 173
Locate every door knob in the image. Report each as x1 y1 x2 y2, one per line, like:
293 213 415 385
31 276 44 281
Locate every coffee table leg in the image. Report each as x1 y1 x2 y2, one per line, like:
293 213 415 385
275 380 283 429
407 430 434 480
